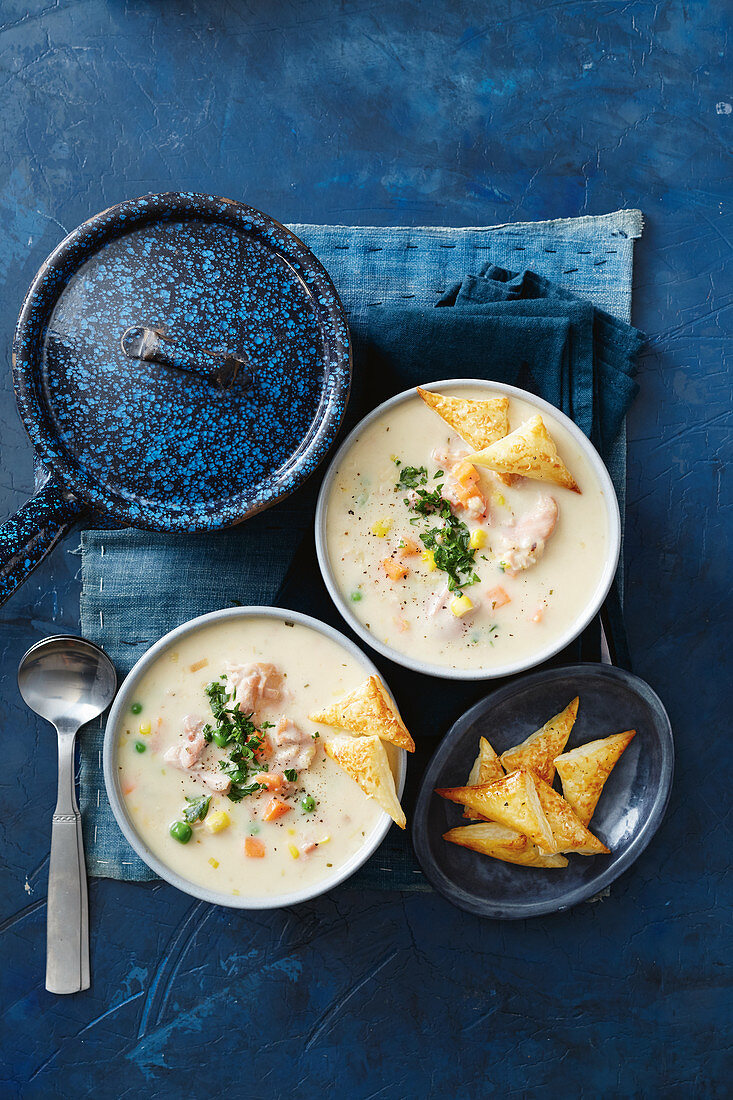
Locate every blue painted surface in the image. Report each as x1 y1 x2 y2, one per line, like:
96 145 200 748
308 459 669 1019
0 2 729 1096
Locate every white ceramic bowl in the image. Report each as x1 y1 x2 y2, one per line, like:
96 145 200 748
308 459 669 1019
103 606 406 909
315 379 621 682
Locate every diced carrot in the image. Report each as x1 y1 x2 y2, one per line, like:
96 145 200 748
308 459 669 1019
486 585 511 609
453 461 480 487
452 481 485 511
244 836 266 858
382 558 409 581
255 772 283 792
399 537 420 557
263 796 292 822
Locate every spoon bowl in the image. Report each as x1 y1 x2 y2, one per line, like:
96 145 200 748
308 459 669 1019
19 635 117 730
18 635 116 994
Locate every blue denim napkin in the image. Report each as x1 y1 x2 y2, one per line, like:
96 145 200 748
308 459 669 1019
80 212 643 889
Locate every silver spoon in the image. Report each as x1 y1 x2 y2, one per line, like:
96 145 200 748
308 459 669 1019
18 635 116 994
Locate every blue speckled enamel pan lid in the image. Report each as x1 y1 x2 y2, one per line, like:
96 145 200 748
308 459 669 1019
12 193 351 530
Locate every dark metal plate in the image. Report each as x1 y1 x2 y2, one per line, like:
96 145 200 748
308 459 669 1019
412 664 674 919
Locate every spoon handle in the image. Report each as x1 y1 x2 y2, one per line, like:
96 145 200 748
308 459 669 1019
47 731 89 994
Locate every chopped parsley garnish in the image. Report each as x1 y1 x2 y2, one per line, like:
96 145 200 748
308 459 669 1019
202 679 269 802
395 482 480 592
224 778 266 802
410 485 444 516
420 518 480 592
395 464 428 490
183 794 211 823
284 768 298 782
204 680 230 723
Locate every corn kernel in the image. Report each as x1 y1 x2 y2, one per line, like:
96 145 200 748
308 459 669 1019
492 491 506 507
450 594 474 617
371 518 392 537
287 828 296 836
319 835 331 845
139 721 151 736
469 528 487 550
288 844 300 859
421 549 437 571
205 810 230 834
208 857 219 869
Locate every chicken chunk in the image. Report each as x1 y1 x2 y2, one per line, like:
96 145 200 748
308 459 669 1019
226 661 283 714
162 715 206 769
426 584 467 638
432 446 487 518
432 444 469 469
198 769 232 793
495 495 558 574
161 716 233 794
269 717 317 774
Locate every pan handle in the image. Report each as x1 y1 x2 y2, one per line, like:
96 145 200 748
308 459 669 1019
0 478 89 606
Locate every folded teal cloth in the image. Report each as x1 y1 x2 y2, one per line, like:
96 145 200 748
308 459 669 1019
353 262 640 456
80 213 643 890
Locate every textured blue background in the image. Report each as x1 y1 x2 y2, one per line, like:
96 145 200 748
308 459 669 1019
0 2 730 1096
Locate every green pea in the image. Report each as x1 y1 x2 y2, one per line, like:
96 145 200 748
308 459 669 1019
212 730 229 748
350 591 363 602
131 702 143 715
135 741 146 753
301 795 316 813
170 821 192 844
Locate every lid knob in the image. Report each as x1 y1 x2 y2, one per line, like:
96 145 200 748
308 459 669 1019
120 325 252 391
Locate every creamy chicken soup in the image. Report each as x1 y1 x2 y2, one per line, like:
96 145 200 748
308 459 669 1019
324 387 611 672
116 617 395 897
